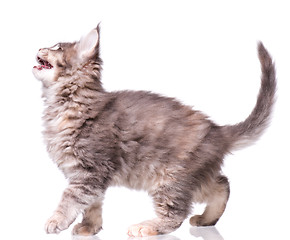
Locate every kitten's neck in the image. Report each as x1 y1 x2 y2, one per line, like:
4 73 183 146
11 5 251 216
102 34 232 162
42 72 108 133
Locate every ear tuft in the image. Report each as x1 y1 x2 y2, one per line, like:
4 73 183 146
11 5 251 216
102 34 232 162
78 26 100 60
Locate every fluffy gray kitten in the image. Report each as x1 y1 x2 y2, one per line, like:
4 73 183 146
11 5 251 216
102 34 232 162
32 26 276 237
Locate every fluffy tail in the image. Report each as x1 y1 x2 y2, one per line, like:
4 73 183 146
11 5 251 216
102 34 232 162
223 42 276 151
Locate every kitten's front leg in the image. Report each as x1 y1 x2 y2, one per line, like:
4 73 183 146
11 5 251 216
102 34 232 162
72 201 103 236
45 184 103 234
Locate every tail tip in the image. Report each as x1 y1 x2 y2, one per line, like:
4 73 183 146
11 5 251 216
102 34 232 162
257 41 272 69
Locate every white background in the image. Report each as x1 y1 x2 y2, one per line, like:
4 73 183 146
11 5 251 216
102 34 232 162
0 1 289 240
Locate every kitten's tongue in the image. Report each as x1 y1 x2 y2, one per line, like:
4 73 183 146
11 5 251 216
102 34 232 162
34 65 51 70
33 65 42 70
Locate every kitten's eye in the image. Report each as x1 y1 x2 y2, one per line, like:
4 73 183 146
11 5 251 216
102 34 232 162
50 44 62 51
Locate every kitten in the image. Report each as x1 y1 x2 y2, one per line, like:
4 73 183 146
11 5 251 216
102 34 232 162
32 25 276 237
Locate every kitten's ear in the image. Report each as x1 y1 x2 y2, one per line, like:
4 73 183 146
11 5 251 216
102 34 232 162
77 25 100 60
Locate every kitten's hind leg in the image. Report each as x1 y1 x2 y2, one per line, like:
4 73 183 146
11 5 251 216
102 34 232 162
72 201 103 236
128 183 192 237
190 175 230 226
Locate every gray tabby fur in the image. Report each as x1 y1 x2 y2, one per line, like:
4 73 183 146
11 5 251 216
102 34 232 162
32 25 276 237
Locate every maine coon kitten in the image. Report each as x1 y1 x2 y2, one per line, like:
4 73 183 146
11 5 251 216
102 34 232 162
32 26 276 237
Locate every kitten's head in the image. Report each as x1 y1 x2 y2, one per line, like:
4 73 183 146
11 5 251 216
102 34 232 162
33 26 102 86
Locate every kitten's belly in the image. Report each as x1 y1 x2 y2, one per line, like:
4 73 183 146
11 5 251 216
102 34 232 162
110 163 176 192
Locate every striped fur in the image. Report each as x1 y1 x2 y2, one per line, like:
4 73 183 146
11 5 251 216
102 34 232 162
32 27 276 237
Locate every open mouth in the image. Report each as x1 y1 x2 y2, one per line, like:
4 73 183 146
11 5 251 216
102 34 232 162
34 57 53 70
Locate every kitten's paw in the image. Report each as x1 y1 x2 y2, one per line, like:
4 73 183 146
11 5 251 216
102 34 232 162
72 223 102 236
189 215 202 226
190 215 217 227
45 213 69 234
127 224 158 237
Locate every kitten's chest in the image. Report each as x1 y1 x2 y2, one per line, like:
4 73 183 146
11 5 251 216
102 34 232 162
43 107 85 169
